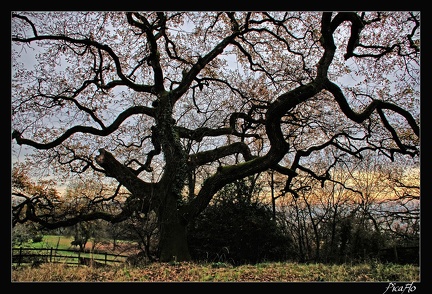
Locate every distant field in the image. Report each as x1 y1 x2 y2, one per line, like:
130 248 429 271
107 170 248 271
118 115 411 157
17 235 139 254
12 235 139 266
35 235 73 249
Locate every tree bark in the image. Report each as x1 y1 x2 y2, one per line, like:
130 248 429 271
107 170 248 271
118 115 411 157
158 213 191 262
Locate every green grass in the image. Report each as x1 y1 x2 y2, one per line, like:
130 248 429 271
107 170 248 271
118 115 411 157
42 235 74 249
15 235 77 250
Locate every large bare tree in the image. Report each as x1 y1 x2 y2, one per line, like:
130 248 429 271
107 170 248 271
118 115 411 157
11 11 420 262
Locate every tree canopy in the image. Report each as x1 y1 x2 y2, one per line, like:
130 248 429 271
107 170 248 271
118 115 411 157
11 11 420 262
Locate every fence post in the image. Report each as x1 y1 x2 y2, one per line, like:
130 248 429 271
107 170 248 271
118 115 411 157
50 247 53 262
105 252 108 265
18 247 23 266
393 245 399 263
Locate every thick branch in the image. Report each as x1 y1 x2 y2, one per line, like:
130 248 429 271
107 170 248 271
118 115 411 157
23 207 132 229
325 80 419 137
329 12 364 60
95 149 153 201
188 142 254 168
176 126 235 142
12 106 155 149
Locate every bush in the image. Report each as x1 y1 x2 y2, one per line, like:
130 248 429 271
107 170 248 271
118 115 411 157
187 199 294 265
32 235 44 243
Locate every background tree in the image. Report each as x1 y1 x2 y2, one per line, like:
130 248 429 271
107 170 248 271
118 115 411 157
12 11 420 262
379 161 420 247
276 150 419 264
119 209 160 263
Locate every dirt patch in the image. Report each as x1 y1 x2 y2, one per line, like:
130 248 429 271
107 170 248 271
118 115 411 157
82 241 140 256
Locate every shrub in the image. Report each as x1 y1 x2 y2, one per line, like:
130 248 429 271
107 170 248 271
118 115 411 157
187 199 294 265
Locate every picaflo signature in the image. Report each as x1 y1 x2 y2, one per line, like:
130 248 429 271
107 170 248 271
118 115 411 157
383 282 416 294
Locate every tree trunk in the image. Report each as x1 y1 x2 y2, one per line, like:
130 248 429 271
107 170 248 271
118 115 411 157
158 218 191 262
158 193 191 262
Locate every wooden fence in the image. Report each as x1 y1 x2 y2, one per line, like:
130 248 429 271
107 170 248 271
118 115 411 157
12 247 129 267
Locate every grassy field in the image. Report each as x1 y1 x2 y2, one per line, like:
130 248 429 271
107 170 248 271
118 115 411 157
11 260 419 282
20 235 137 253
12 235 420 282
14 235 82 250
